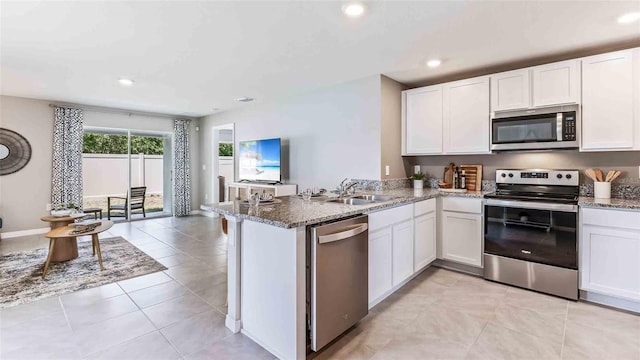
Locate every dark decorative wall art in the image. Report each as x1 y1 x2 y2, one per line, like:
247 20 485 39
0 128 32 176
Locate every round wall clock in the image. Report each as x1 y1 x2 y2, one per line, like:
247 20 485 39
0 128 32 176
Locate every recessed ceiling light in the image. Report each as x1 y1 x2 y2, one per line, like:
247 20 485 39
118 78 134 86
426 59 442 68
342 2 365 18
617 12 640 24
235 97 254 103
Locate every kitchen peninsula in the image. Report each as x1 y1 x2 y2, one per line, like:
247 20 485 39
202 188 486 359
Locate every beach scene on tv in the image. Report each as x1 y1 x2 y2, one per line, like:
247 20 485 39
239 138 281 182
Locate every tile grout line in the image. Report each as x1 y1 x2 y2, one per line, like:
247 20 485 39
559 301 569 359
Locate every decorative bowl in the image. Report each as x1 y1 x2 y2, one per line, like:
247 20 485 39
51 209 74 217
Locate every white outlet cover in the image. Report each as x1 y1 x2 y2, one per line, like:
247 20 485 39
414 165 421 174
385 165 390 176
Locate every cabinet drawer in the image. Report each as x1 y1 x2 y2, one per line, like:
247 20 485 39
441 197 482 214
414 198 436 217
582 208 640 230
367 204 413 232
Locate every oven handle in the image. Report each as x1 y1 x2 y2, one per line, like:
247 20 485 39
485 199 578 213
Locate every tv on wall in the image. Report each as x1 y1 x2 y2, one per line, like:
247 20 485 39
238 138 281 182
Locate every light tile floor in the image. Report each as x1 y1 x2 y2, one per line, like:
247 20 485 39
2 215 639 360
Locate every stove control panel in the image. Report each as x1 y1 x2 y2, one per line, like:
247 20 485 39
496 169 579 186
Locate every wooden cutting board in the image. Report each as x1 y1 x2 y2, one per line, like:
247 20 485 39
442 163 455 188
460 165 483 191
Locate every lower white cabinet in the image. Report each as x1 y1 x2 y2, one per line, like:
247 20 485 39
441 198 483 268
414 211 436 272
580 208 640 302
392 219 414 287
368 227 393 304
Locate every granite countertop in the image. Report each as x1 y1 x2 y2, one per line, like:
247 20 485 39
201 188 489 229
578 196 640 211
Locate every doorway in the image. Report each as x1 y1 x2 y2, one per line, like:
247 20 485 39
211 124 234 203
82 127 173 222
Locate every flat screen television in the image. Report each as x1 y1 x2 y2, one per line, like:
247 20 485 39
238 138 281 182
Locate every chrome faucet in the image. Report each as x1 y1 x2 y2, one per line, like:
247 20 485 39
337 178 358 197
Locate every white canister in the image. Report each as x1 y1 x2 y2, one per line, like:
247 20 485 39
594 181 611 199
413 179 424 189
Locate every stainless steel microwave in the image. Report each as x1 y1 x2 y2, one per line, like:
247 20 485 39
491 105 580 151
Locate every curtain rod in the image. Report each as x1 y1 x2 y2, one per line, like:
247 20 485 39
48 102 197 120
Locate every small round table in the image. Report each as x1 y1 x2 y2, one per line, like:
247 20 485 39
42 220 114 278
40 214 87 262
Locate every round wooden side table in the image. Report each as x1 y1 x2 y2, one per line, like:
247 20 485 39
40 213 86 262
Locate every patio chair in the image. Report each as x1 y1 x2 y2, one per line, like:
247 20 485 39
107 186 147 220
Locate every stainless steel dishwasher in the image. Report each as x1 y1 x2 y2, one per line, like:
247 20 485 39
309 214 369 351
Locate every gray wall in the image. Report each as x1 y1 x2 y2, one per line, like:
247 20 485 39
199 75 383 203
0 95 200 234
380 75 407 179
405 151 640 183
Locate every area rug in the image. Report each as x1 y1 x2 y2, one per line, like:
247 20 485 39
0 236 167 308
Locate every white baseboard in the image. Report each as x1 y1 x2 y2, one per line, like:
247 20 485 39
1 227 50 239
225 316 242 333
192 210 218 218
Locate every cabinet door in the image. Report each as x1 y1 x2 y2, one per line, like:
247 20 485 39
580 225 640 301
581 50 634 151
368 228 393 306
532 59 580 107
443 76 490 154
403 85 443 155
392 219 414 287
490 69 530 111
414 212 436 272
442 211 483 267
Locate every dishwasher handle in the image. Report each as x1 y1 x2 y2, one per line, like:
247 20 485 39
317 223 368 244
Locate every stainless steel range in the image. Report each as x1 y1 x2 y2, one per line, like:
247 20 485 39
483 169 579 300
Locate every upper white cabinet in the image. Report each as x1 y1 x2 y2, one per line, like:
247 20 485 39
402 85 443 155
490 60 580 112
581 50 635 151
531 60 580 107
443 76 491 154
490 69 530 111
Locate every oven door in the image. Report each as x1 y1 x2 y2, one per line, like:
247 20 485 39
484 199 577 269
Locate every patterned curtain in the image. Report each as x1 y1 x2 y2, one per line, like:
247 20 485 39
51 107 84 210
174 119 191 216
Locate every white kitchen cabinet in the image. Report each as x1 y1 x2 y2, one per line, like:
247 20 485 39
581 50 635 151
441 197 483 268
443 76 491 154
490 69 530 111
580 208 640 302
402 85 443 155
531 59 580 107
392 219 414 287
414 211 436 272
368 227 393 306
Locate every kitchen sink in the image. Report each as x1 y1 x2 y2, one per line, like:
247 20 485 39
324 198 373 205
350 195 395 202
324 194 396 205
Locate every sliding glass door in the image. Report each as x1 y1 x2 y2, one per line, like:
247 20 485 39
82 127 173 222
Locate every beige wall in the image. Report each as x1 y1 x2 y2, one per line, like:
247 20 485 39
0 96 55 233
405 151 640 183
380 75 407 179
0 95 200 234
199 75 384 203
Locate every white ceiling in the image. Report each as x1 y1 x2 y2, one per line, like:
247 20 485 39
1 1 639 117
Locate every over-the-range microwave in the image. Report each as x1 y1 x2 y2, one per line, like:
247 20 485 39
491 105 580 151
